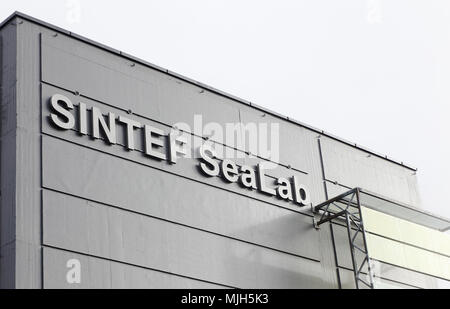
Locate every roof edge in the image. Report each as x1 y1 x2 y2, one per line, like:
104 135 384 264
1 11 418 171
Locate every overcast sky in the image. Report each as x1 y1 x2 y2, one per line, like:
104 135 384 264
1 0 449 219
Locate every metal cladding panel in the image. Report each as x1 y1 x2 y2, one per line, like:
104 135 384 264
43 188 330 289
40 33 242 141
41 137 319 260
320 137 421 207
238 108 310 172
43 248 225 289
1 16 55 288
15 18 43 290
325 182 353 198
0 22 17 289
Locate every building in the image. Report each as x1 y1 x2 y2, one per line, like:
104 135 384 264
0 12 449 289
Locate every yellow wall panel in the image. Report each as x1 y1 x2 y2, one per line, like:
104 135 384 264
366 233 450 280
362 207 450 257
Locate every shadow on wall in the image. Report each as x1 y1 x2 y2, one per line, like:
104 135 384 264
225 213 334 289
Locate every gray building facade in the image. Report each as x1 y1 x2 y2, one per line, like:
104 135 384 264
1 12 449 289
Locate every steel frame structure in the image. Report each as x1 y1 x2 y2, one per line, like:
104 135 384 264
313 188 375 289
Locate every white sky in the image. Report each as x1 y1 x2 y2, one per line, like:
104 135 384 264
1 0 449 218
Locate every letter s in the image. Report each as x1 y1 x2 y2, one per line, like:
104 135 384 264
199 144 220 177
50 94 75 130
